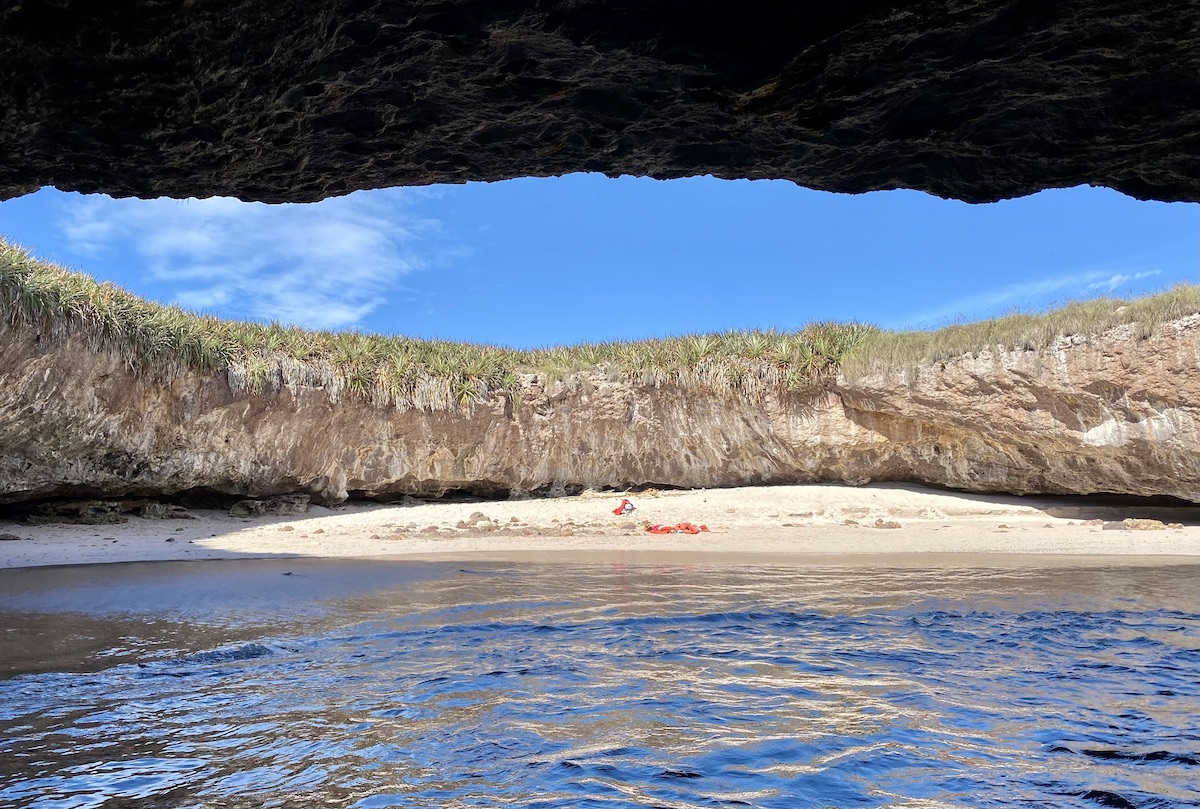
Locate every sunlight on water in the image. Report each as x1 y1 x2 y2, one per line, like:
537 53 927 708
1 560 1198 808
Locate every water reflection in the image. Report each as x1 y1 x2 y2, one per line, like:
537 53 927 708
1 560 1198 808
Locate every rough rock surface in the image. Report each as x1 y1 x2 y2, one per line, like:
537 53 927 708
2 315 1198 506
3 0 1200 203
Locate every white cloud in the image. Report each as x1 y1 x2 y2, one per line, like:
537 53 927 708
55 190 459 330
898 267 1165 329
58 201 119 256
1084 269 1162 292
173 286 232 310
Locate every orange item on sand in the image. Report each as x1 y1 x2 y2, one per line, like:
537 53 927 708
612 498 636 516
644 522 709 535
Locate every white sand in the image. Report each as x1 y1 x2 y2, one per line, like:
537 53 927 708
2 483 1199 569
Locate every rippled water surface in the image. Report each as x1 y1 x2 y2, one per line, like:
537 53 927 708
1 558 1199 808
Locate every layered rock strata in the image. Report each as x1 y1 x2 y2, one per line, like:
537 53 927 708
3 1 1200 203
2 315 1197 506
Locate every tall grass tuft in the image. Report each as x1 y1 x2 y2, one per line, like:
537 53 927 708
840 286 1200 381
4 237 1198 409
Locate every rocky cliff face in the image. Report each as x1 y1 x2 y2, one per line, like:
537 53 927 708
3 1 1200 203
3 315 1198 507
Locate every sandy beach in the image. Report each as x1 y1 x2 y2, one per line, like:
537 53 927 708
2 483 1199 569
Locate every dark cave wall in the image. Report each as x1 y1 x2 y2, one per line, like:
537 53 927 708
2 0 1200 203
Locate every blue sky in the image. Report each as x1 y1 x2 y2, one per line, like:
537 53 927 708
0 175 1196 348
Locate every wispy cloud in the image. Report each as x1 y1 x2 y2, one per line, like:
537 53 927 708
55 190 460 330
897 267 1163 329
1084 270 1162 292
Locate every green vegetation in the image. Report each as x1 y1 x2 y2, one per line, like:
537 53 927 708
4 237 1198 409
840 284 1200 381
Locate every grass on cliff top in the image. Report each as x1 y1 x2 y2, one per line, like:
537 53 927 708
4 237 1199 410
841 283 1200 380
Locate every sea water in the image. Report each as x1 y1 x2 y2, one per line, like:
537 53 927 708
1 558 1198 808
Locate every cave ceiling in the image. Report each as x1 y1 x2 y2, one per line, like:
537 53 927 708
1 0 1199 204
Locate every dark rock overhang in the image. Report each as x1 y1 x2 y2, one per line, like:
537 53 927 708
2 0 1199 204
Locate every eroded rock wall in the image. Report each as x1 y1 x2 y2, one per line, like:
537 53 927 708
3 1 1200 203
2 316 1198 505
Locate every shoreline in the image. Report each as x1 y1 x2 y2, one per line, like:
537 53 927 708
3 483 1199 570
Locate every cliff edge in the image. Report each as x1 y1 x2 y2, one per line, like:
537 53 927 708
3 311 1197 506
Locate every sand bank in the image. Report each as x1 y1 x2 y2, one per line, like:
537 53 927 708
2 484 1199 569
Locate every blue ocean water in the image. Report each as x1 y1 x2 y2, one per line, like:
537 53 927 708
1 559 1198 808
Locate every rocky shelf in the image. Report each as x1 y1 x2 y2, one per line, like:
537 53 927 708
4 312 1199 506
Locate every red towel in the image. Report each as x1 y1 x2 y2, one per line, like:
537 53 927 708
644 522 710 535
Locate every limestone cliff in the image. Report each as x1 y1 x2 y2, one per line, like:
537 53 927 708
2 314 1198 506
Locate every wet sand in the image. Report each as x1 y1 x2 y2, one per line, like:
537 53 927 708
2 483 1199 569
